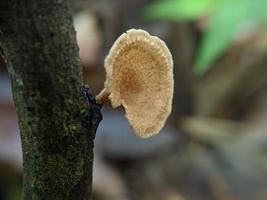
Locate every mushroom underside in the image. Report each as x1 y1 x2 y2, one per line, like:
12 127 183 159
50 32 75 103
111 45 171 135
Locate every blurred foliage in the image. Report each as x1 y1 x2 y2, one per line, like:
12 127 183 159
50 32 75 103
143 0 216 20
143 0 267 75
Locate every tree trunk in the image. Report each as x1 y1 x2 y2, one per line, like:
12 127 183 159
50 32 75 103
0 1 102 199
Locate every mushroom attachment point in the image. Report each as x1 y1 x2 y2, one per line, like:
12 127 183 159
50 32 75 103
96 29 174 138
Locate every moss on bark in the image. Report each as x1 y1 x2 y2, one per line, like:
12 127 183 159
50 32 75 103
0 1 102 199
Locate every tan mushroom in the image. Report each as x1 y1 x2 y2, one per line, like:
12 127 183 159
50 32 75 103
96 29 174 138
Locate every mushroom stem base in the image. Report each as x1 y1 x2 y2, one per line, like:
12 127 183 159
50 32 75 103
96 88 111 105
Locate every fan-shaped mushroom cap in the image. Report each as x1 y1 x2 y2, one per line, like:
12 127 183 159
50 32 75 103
102 29 173 138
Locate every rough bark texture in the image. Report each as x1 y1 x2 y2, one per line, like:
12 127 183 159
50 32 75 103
0 1 102 199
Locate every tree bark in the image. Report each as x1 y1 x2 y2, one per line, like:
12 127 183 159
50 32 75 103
0 1 102 199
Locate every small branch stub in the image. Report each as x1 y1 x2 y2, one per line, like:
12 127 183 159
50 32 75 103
97 29 174 138
95 88 111 105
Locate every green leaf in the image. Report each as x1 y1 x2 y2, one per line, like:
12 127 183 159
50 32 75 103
249 0 267 23
142 0 217 21
194 0 250 74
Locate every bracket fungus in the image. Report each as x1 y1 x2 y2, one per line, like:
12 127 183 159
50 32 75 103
96 29 174 138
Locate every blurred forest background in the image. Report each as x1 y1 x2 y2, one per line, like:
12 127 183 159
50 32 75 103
1 0 267 199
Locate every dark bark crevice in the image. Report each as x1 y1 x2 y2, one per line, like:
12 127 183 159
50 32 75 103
0 1 102 199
